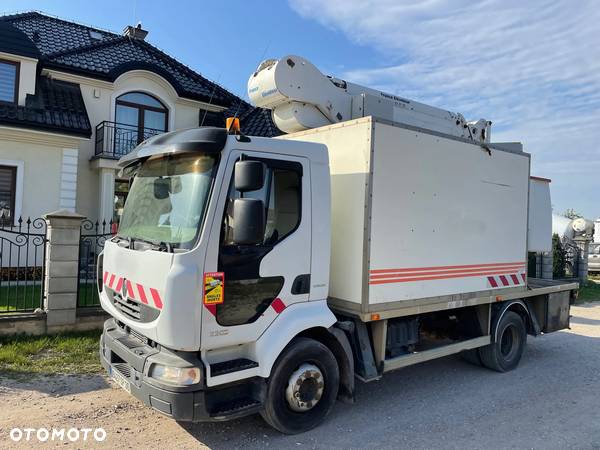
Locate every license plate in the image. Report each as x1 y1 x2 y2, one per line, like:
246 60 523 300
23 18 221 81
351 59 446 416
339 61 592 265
110 367 131 393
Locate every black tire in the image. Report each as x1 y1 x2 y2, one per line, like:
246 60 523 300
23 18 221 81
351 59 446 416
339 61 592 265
480 311 527 372
261 337 339 434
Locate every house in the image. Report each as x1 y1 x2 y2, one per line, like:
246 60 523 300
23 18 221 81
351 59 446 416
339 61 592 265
0 11 280 225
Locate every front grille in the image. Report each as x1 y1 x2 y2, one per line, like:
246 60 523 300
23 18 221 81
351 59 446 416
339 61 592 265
129 328 149 345
113 362 132 378
115 321 154 348
112 292 141 321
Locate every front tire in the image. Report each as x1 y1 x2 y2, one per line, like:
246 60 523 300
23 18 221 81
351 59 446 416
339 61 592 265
480 311 527 372
261 337 339 434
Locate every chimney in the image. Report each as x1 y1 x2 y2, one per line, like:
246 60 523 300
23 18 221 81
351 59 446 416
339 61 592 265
123 23 148 40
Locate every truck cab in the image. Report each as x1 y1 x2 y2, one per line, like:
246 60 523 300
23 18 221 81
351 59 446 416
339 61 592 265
99 126 352 433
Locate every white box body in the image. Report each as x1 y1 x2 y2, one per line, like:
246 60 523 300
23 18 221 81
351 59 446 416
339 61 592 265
283 117 530 313
528 177 552 253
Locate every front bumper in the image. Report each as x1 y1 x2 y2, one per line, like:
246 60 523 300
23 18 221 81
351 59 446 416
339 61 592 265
100 319 264 422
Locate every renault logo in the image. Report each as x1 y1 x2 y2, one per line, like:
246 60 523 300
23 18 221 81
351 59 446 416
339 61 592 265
122 278 128 298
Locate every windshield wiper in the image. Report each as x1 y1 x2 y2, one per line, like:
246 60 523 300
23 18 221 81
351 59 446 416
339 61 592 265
133 237 174 253
114 235 174 253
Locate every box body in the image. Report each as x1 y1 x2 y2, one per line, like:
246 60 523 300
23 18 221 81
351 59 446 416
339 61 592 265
284 117 530 314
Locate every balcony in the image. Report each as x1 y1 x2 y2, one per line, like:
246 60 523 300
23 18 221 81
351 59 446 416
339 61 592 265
94 121 165 159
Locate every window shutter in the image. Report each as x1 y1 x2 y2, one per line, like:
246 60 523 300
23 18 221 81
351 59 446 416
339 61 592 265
0 61 18 104
0 166 16 222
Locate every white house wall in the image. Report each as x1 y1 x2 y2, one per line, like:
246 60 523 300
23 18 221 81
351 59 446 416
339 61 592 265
0 130 67 219
47 69 223 223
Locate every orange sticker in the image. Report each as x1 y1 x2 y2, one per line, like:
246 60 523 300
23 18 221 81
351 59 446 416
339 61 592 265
203 272 224 305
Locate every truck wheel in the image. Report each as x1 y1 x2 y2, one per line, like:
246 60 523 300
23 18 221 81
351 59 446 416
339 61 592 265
261 337 339 434
480 311 527 372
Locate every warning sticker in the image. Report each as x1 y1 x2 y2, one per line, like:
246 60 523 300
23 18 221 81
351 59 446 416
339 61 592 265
203 272 225 305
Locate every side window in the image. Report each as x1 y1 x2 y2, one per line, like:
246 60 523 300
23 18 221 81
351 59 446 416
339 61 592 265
216 158 302 327
265 169 301 244
222 161 301 246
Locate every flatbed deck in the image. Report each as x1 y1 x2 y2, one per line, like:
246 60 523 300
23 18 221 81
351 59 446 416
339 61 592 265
329 278 579 322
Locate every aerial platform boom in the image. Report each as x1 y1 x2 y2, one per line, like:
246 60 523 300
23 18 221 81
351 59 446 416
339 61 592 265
248 55 491 143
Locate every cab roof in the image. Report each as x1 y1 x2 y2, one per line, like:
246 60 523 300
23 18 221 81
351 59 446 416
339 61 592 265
118 127 228 168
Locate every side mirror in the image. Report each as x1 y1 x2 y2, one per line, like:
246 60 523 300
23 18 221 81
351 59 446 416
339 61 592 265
235 160 264 192
153 178 170 199
232 198 265 245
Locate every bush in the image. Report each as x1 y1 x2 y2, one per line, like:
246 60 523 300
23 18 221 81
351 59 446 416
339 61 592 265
552 233 566 279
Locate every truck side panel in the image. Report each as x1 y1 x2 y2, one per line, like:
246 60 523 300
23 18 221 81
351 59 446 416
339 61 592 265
368 122 530 305
282 120 372 305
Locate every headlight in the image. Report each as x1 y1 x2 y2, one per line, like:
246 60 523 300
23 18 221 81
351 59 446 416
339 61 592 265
149 364 201 386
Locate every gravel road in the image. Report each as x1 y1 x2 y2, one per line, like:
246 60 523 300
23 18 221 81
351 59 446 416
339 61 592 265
1 303 599 449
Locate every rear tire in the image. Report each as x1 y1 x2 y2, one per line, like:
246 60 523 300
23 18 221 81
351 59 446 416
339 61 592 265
480 311 527 372
261 337 339 434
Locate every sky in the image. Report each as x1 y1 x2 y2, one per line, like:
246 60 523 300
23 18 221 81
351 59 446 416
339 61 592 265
2 0 598 219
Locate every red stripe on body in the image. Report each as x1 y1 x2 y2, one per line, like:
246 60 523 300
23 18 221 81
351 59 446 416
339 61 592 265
521 273 527 282
149 288 163 309
370 265 525 280
136 284 148 304
108 274 115 288
499 275 509 286
204 304 217 317
126 280 135 299
370 261 526 275
115 277 123 293
271 298 286 314
370 268 524 285
510 274 520 285
488 276 498 288
103 271 109 284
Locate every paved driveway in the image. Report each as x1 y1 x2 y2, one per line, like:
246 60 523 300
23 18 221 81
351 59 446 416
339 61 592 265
1 304 599 449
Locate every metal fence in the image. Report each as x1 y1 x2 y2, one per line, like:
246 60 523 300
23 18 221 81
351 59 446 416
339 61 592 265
78 219 115 307
95 121 164 159
0 217 47 313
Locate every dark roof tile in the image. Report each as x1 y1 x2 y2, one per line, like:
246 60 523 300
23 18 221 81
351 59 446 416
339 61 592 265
0 11 277 138
0 76 91 137
1 11 238 105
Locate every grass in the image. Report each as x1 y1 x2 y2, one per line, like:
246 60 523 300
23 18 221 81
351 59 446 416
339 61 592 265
0 282 100 312
0 330 102 377
576 278 600 304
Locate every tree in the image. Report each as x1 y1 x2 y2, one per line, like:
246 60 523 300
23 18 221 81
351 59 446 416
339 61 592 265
563 208 583 220
552 233 566 279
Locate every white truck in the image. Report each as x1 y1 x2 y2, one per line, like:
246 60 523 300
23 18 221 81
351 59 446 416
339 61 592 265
98 55 578 434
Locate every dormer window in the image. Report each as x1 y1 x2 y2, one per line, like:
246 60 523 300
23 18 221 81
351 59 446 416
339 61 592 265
0 59 19 104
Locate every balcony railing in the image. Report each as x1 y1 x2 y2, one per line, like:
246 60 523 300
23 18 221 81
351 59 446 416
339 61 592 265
94 121 165 159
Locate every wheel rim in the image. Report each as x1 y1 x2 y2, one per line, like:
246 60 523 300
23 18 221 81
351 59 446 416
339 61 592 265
285 363 324 412
500 324 519 359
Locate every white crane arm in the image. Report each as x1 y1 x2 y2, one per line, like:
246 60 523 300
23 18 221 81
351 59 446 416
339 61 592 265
248 55 491 143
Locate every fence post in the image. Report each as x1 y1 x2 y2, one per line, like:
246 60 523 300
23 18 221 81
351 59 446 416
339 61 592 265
43 210 85 328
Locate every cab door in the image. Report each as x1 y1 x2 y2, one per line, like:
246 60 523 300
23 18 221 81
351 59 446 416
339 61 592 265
201 150 311 350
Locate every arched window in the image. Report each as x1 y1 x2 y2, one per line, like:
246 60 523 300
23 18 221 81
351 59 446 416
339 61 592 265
115 91 168 144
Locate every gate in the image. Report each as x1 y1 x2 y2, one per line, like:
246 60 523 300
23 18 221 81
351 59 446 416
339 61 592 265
78 219 115 307
0 217 47 313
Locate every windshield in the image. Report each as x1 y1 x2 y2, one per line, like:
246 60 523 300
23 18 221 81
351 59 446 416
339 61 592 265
118 153 218 249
